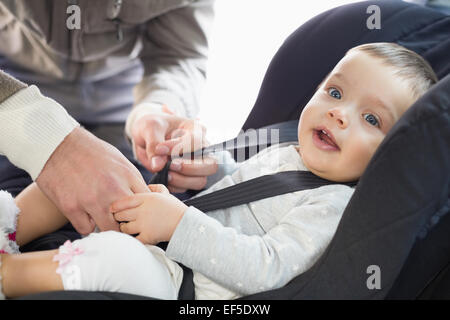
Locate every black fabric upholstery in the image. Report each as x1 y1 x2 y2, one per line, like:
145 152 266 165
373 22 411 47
387 198 450 299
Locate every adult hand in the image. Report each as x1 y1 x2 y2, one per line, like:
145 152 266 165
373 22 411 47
130 113 218 193
36 127 149 235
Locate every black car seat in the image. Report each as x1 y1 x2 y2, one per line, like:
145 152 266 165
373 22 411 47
240 0 450 299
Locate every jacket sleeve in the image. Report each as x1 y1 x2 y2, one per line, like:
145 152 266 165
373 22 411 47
0 70 79 180
132 0 215 119
0 69 27 103
166 185 354 295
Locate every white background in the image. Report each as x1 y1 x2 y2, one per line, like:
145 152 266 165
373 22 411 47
198 0 359 144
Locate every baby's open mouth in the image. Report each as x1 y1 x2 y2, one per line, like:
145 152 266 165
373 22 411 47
312 128 340 151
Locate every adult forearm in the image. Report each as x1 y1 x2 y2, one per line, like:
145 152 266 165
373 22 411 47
135 0 214 119
134 60 206 119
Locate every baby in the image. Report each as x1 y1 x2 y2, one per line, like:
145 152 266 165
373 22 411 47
0 42 437 299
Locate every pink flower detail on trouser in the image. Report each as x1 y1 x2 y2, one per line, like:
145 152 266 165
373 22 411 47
8 232 15 242
53 240 84 274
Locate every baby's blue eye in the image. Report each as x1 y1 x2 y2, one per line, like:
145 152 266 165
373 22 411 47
328 87 341 99
363 113 380 127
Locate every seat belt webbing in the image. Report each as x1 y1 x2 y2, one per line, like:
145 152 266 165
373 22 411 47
184 170 356 212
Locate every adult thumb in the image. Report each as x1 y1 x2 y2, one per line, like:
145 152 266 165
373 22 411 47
70 211 96 235
144 127 168 172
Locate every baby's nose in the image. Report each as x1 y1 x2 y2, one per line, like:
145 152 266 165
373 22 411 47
327 108 348 128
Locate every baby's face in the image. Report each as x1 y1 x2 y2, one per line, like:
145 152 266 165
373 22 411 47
298 50 416 182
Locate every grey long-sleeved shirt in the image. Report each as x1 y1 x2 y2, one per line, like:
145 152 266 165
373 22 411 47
166 144 355 298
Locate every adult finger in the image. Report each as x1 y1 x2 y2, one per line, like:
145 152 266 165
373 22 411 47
144 125 169 171
90 205 120 232
113 209 137 223
137 141 169 173
131 172 151 194
119 221 140 235
68 210 96 235
168 171 208 190
110 194 144 213
136 145 152 172
151 155 169 173
167 185 188 194
156 137 183 157
148 184 170 194
170 157 218 177
161 124 207 157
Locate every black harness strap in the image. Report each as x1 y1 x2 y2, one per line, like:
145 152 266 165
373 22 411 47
184 170 356 212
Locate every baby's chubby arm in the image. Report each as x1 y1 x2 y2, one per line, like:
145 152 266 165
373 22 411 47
110 184 187 244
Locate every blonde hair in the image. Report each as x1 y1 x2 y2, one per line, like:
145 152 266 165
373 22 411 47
349 42 438 100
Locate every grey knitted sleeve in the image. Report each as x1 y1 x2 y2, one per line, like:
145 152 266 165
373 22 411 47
0 69 27 103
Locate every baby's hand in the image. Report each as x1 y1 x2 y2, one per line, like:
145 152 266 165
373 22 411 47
110 184 187 245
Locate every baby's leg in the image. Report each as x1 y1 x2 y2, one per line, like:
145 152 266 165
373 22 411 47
1 231 182 299
1 249 62 298
0 184 68 250
14 183 68 246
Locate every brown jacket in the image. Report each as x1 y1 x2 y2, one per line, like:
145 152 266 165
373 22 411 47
0 0 215 118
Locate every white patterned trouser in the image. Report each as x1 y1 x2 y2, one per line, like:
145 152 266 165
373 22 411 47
54 231 183 300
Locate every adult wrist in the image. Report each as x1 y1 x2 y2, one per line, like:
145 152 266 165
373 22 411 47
125 102 176 159
124 102 169 139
